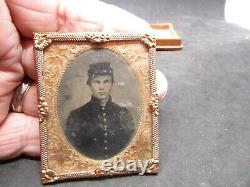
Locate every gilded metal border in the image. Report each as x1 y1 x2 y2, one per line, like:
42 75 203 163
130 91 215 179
34 32 159 184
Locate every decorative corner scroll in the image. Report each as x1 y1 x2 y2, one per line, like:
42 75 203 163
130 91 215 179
146 159 159 174
34 33 52 50
41 169 59 184
38 97 49 123
85 33 110 43
150 93 159 117
141 34 156 48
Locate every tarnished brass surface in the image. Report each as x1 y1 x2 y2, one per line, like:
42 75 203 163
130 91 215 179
34 33 159 184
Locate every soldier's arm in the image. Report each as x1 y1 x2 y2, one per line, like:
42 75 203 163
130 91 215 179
65 111 82 148
120 108 135 139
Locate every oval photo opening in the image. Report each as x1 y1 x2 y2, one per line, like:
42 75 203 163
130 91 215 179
58 48 141 160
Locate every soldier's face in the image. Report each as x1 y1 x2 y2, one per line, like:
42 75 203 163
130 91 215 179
89 75 113 101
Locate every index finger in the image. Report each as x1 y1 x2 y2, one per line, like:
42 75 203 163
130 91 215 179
6 0 151 38
0 0 23 124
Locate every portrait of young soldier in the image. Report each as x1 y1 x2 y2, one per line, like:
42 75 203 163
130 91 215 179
65 62 135 160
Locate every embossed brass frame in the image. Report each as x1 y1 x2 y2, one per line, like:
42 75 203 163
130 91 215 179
34 32 159 184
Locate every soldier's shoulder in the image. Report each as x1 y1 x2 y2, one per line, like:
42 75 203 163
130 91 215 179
111 102 129 113
69 102 91 116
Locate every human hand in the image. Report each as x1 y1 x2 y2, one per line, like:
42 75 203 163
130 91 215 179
0 0 168 160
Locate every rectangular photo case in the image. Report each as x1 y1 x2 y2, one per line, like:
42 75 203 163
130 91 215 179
34 32 159 184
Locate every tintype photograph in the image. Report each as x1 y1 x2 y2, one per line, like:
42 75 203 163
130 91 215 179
35 32 159 183
58 48 140 160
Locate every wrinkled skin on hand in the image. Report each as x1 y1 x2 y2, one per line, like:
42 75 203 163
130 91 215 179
0 0 167 160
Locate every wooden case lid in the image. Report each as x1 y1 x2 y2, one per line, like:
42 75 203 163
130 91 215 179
150 23 182 51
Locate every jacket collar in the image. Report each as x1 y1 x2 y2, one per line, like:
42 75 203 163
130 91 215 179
90 95 112 109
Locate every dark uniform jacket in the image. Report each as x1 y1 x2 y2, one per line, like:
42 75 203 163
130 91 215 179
65 96 135 160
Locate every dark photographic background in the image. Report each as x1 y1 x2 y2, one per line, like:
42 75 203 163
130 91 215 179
1 0 250 186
